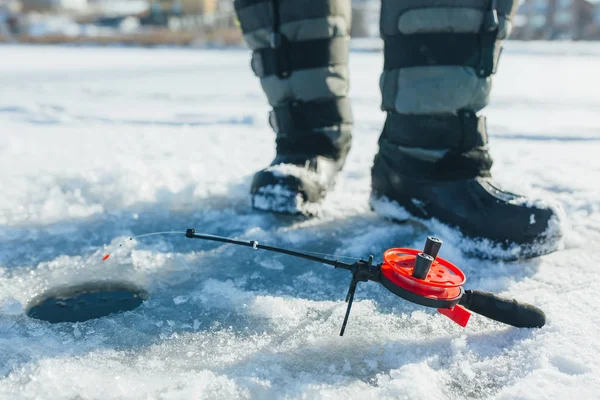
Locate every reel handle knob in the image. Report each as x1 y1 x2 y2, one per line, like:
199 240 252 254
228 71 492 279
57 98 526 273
424 237 443 259
459 290 546 328
412 253 434 280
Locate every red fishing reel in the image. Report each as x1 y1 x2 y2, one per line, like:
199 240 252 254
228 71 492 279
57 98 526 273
378 238 472 327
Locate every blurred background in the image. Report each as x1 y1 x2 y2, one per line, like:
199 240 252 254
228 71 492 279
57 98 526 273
1 0 600 46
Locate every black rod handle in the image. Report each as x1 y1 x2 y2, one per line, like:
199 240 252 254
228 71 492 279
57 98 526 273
459 290 546 328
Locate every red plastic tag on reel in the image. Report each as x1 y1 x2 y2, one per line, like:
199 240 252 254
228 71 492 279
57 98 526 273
380 248 471 326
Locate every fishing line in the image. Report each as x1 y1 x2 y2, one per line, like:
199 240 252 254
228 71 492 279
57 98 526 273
101 230 362 262
131 231 187 238
102 231 186 260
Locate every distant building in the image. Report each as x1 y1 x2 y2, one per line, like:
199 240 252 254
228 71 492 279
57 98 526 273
350 0 379 37
152 0 214 15
87 0 148 17
0 0 22 13
21 0 87 13
1 0 23 37
512 0 597 40
587 2 600 38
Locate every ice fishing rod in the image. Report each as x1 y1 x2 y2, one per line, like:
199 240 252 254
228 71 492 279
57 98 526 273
26 229 546 331
184 229 546 335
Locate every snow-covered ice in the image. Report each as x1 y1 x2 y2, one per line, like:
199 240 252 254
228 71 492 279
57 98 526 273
1 42 600 399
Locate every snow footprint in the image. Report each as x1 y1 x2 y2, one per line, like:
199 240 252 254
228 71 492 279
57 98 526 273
551 355 591 376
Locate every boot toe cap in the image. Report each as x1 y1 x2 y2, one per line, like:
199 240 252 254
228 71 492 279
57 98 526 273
503 198 564 245
251 165 326 204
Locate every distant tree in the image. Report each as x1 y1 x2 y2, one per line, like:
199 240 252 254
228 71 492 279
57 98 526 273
350 6 369 37
545 0 557 39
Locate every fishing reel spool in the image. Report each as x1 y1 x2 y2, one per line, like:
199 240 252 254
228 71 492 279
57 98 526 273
381 241 465 308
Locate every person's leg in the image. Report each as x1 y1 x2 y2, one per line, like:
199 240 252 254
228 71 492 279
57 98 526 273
371 0 562 258
234 0 353 214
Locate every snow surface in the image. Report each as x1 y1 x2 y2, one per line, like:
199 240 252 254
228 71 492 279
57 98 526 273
1 43 600 399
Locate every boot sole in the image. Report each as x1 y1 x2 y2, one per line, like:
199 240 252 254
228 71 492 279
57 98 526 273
250 149 349 218
252 185 321 217
369 193 563 261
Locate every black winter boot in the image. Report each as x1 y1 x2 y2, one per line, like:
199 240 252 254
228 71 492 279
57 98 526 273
372 0 562 259
370 113 562 260
251 100 352 214
233 0 353 214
